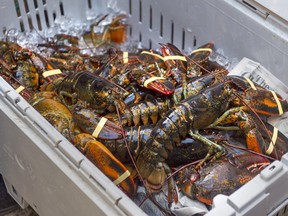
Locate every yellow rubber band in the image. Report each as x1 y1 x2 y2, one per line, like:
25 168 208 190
141 51 164 61
42 69 62 78
123 52 128 64
266 127 278 155
113 170 130 185
92 117 108 138
16 86 25 93
270 90 283 115
244 77 257 90
143 77 165 88
141 51 187 62
163 55 187 61
191 48 213 54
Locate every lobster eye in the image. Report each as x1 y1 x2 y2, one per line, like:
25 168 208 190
190 173 199 183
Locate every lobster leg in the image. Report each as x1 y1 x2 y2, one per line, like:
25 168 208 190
188 130 226 168
207 106 245 128
207 108 267 154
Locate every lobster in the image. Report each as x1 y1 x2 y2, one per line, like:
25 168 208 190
0 41 62 91
135 77 288 195
174 148 270 205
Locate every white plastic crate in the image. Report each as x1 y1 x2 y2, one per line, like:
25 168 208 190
1 0 288 215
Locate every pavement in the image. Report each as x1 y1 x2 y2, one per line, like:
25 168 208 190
0 175 38 216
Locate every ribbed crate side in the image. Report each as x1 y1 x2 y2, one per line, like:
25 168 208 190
119 0 288 83
0 94 136 216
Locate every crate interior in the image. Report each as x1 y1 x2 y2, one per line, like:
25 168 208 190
1 0 288 215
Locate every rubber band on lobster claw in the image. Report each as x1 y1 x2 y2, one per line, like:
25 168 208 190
74 133 136 196
129 69 175 95
228 75 288 117
72 106 126 140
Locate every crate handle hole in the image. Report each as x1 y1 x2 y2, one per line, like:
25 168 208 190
14 98 20 104
12 185 18 196
59 2 64 16
44 9 50 28
129 0 132 15
149 5 152 30
14 0 21 17
87 0 92 9
171 21 174 44
139 0 142 22
182 29 185 50
2 27 7 35
24 0 30 13
36 13 42 31
34 0 38 9
269 165 276 171
53 12 57 21
160 13 163 38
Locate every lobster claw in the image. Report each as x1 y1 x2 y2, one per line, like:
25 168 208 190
72 107 125 140
97 118 126 139
144 77 175 95
130 69 175 95
189 42 214 61
74 133 136 196
229 75 288 117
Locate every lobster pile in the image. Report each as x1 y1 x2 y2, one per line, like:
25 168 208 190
1 13 288 215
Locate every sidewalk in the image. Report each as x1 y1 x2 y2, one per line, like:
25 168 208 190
0 175 38 216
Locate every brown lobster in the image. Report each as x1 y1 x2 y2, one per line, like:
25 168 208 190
135 77 288 197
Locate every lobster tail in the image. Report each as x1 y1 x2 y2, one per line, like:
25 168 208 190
135 147 167 191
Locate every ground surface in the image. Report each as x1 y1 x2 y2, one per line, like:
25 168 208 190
0 175 38 216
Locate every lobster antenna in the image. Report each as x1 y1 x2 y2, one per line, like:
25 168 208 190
32 26 47 41
167 159 203 181
223 141 275 161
